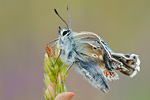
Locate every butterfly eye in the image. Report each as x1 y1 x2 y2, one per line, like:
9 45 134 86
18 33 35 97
62 31 68 36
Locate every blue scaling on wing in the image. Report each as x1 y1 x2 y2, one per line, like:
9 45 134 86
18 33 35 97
99 37 113 53
76 57 109 93
99 37 114 70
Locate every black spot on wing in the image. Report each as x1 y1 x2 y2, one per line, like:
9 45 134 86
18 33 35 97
92 46 97 50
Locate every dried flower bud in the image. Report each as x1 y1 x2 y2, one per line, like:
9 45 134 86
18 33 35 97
45 45 55 59
55 92 75 100
45 84 55 100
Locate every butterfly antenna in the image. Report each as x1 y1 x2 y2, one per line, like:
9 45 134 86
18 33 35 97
66 5 71 29
54 9 69 29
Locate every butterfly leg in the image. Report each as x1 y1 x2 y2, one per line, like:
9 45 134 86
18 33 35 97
52 49 62 66
50 41 57 48
62 62 74 83
47 38 58 45
47 38 58 48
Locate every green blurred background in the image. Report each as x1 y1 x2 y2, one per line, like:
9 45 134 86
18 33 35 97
0 0 149 100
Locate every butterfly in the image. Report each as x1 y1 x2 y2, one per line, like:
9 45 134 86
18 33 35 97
49 6 140 93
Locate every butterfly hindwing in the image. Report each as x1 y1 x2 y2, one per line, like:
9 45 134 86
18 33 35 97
76 58 109 93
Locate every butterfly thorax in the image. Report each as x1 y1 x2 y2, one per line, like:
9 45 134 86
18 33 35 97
57 29 77 66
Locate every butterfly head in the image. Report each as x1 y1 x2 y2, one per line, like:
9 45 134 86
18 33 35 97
55 5 72 37
58 26 71 37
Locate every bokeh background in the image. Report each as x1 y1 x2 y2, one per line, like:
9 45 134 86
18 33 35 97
0 0 150 100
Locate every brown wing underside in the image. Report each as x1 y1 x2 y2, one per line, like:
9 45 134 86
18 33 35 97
73 32 119 81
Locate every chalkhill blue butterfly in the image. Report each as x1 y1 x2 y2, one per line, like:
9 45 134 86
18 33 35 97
49 6 140 93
